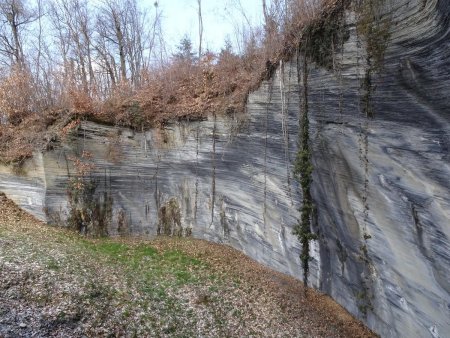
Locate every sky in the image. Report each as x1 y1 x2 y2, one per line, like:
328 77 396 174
139 0 263 53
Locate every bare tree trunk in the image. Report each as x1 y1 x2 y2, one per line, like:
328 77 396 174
83 26 95 92
151 2 166 68
3 1 27 67
96 45 116 87
11 22 23 64
197 0 203 59
111 9 127 82
262 0 269 27
36 0 42 82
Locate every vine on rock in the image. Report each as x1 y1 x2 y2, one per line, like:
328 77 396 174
294 48 317 291
357 0 392 119
291 1 350 290
353 0 391 317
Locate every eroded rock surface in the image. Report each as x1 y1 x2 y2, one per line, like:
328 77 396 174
1 0 449 337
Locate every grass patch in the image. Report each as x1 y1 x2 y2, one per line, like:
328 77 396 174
76 239 205 286
46 257 60 271
95 241 129 256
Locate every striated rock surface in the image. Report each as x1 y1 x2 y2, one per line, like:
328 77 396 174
1 0 449 337
304 1 450 337
0 59 307 285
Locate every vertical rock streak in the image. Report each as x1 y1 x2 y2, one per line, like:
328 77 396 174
280 60 293 203
210 113 217 226
194 122 200 221
263 76 273 229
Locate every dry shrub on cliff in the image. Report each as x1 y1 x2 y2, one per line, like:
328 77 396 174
0 67 35 126
67 87 96 115
0 0 339 164
109 50 262 128
0 113 45 165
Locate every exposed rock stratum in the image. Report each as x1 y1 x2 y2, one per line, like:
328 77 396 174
1 0 449 337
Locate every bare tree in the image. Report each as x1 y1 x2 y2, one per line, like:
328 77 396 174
262 0 269 28
197 0 202 59
225 0 257 55
0 0 37 67
35 0 42 80
149 1 167 68
97 0 128 83
95 0 155 90
67 0 90 92
123 0 149 87
74 0 95 92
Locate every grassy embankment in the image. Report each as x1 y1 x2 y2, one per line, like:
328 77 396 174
0 194 376 337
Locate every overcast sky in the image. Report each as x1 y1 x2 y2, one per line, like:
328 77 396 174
139 0 263 53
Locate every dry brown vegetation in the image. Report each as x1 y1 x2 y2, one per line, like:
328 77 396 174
0 0 341 165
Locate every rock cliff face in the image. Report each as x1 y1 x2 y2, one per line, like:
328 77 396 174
305 1 450 337
1 0 449 337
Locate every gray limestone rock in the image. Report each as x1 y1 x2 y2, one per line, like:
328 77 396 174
1 0 449 337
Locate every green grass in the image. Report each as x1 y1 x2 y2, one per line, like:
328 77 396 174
46 257 61 270
75 238 207 288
